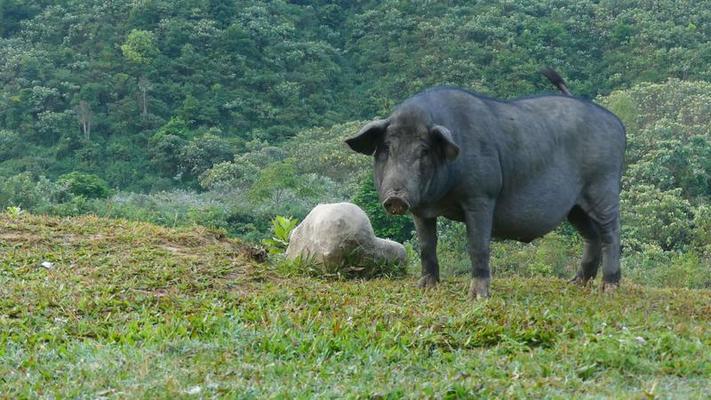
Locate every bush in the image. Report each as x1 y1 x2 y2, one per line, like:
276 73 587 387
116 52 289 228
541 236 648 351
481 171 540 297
179 133 236 178
58 172 111 199
198 144 288 191
198 160 253 191
0 173 69 210
692 205 711 255
149 134 188 178
621 184 694 252
624 248 711 289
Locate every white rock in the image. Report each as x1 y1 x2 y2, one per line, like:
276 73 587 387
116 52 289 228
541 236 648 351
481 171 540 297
185 386 201 395
286 202 406 269
40 261 54 269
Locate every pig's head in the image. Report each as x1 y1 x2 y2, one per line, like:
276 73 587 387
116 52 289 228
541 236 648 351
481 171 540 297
345 107 459 215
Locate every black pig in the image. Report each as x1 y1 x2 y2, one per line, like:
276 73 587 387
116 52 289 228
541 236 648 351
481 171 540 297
346 70 625 299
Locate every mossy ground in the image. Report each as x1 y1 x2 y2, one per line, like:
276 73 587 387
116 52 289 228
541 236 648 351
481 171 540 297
1 213 709 398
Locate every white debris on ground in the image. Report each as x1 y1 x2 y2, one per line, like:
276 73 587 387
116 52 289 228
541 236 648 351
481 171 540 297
40 261 54 269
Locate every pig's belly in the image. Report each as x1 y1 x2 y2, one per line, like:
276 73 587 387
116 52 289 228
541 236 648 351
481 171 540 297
492 180 580 242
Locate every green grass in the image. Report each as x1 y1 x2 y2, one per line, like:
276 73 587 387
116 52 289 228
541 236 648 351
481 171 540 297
1 213 710 398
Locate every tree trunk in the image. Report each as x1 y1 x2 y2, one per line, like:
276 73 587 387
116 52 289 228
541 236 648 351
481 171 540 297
138 76 151 120
78 100 92 140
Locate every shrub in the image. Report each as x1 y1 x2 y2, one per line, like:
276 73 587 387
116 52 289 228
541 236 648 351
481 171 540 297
0 173 69 210
413 219 579 279
149 134 188 178
198 161 252 191
0 130 23 160
692 205 711 255
58 172 111 199
621 184 693 252
179 133 236 178
624 247 711 289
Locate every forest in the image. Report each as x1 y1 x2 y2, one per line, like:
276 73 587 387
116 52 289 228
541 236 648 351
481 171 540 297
0 0 709 286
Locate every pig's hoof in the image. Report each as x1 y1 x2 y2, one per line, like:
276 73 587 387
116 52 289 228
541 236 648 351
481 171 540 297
569 275 593 287
468 278 490 300
601 281 619 293
417 274 438 289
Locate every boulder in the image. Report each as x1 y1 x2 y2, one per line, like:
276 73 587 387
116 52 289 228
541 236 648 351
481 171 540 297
286 202 406 269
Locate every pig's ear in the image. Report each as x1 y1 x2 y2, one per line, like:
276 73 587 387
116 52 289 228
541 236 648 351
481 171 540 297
432 125 460 161
345 119 389 155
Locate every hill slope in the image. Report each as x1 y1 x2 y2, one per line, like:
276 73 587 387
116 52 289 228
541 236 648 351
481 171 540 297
1 213 710 398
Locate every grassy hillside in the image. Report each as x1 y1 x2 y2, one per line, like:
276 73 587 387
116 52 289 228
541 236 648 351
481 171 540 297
1 212 709 398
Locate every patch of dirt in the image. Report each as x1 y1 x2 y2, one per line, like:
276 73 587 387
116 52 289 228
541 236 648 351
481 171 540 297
155 236 266 262
160 244 193 257
0 232 51 246
128 287 177 298
0 231 115 245
245 246 268 263
0 232 34 241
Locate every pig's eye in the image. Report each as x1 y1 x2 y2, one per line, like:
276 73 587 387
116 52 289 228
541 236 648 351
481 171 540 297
379 144 390 157
420 147 430 157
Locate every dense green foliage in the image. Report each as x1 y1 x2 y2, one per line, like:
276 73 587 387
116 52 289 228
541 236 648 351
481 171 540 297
57 171 109 199
1 0 710 190
1 213 710 397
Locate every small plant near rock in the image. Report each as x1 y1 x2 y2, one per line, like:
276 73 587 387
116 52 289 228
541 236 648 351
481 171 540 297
262 215 298 254
5 206 23 217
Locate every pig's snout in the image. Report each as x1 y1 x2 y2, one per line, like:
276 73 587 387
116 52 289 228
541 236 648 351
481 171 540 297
383 195 410 215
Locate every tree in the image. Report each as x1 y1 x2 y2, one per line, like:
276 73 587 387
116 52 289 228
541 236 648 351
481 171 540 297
120 29 159 65
178 133 235 178
0 129 22 160
76 100 92 140
121 29 159 119
137 76 152 120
